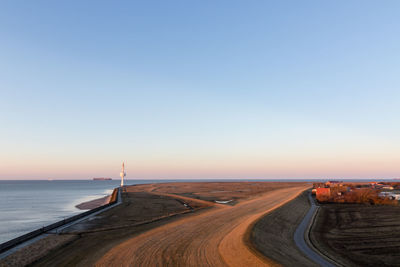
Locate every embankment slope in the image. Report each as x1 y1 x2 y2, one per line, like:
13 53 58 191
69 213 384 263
2 182 310 267
28 191 200 267
96 185 309 267
251 190 318 267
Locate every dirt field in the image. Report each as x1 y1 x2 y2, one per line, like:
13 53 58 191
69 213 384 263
14 191 202 267
310 203 400 267
127 182 306 205
251 190 318 267
96 183 310 267
1 182 310 267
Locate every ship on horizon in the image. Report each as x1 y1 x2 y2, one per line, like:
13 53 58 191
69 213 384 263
92 177 112 181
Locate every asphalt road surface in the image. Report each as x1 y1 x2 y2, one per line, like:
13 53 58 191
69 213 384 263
293 193 337 267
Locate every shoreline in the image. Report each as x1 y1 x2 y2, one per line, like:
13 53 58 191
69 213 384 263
0 180 122 244
2 182 308 266
75 195 111 210
0 188 120 259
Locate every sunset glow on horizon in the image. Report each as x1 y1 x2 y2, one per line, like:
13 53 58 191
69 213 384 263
1 1 400 180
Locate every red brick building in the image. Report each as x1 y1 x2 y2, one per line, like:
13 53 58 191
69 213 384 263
316 188 331 202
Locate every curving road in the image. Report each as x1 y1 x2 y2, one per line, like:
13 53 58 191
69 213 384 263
293 193 337 267
96 186 309 267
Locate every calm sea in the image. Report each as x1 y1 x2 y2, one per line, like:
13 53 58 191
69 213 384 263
0 179 175 244
0 178 395 244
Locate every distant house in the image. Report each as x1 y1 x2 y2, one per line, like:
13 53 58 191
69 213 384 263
379 192 400 200
316 188 331 201
382 186 394 190
325 181 343 187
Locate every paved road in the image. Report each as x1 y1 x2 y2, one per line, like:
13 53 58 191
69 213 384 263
293 193 337 267
96 186 309 267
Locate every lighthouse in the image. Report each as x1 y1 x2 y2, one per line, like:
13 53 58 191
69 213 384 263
120 162 126 187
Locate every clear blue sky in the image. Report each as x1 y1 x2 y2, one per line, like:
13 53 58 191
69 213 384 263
1 1 400 179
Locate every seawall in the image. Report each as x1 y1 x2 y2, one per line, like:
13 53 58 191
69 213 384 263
0 187 120 254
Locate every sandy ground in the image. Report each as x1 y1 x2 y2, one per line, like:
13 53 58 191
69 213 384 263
75 195 111 210
129 182 305 205
29 191 199 267
2 182 310 267
96 184 309 267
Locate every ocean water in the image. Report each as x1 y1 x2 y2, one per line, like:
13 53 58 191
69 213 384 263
0 178 295 244
0 179 168 244
0 178 395 244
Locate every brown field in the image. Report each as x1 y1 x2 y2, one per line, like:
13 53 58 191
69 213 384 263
1 182 309 267
251 190 318 267
127 182 306 204
310 203 400 267
97 182 309 267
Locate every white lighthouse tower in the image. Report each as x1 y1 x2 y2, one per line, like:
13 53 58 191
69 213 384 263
120 162 126 187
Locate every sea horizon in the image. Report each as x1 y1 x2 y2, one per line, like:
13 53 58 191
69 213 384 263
2 178 400 244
